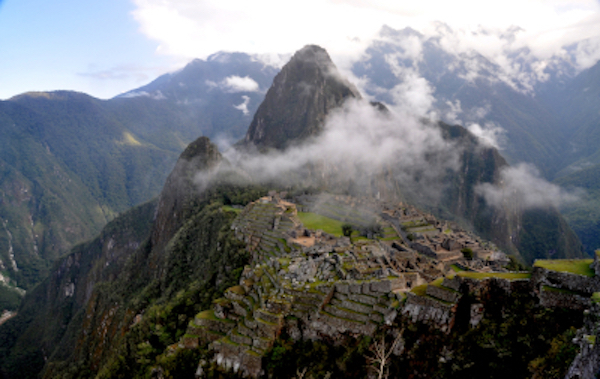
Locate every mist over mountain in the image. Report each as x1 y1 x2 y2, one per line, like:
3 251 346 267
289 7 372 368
3 27 597 311
351 26 569 176
0 43 593 379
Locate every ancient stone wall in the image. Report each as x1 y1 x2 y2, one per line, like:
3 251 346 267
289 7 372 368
538 287 591 311
531 267 600 295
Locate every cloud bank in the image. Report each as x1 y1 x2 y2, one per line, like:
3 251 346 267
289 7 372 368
132 0 600 76
199 91 461 206
206 75 261 93
476 163 582 209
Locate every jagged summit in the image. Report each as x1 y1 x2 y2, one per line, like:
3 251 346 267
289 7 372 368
243 45 361 150
151 136 222 252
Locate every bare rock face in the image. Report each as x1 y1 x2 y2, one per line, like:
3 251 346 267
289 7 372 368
243 45 361 150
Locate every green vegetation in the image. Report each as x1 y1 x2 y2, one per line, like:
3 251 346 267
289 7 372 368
0 286 24 312
457 272 532 280
391 290 582 379
262 335 370 379
534 259 595 277
505 256 530 272
196 310 219 321
222 205 242 214
450 264 465 273
410 284 428 296
341 223 353 237
518 208 585 264
592 292 600 304
461 247 474 260
0 184 256 379
297 212 346 237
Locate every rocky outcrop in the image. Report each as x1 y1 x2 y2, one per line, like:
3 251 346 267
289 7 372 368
243 45 360 150
151 136 222 254
531 266 600 296
565 301 600 378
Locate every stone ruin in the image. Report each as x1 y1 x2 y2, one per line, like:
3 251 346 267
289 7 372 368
167 193 600 378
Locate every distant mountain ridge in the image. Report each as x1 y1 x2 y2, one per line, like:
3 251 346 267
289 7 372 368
1 27 599 312
242 44 582 263
0 54 277 308
0 44 586 379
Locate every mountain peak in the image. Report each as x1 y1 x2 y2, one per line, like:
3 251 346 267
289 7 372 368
243 45 361 150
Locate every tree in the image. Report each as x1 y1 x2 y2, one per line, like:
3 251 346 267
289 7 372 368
461 247 473 260
366 332 403 379
341 223 353 237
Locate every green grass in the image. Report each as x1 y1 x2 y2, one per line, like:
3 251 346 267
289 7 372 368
222 205 242 214
585 335 596 345
297 212 346 237
592 292 600 304
196 310 218 320
410 284 428 296
450 264 465 273
534 259 595 277
226 285 245 295
457 272 532 280
542 285 584 295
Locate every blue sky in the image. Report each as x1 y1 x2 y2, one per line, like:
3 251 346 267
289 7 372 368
1 0 599 100
0 0 176 99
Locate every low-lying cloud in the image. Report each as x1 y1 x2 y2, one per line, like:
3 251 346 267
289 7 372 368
206 75 260 93
476 163 582 209
222 75 260 92
233 95 251 115
467 122 506 150
212 97 460 204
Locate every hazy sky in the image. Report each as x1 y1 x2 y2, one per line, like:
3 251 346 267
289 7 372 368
1 0 599 100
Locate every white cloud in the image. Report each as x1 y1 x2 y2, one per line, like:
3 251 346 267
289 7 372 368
206 76 260 93
467 122 506 149
475 163 582 209
233 95 251 115
130 0 600 104
132 0 600 71
214 91 460 204
222 76 260 92
120 89 166 100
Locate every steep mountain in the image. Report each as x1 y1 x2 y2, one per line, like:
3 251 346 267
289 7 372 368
549 60 600 176
554 163 600 254
244 45 361 149
240 44 582 263
543 60 600 254
0 45 588 379
434 123 582 264
0 137 255 379
118 52 278 143
0 54 278 308
352 26 566 177
0 92 178 301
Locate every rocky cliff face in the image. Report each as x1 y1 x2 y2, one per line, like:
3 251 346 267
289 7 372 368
433 123 583 262
243 45 361 150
